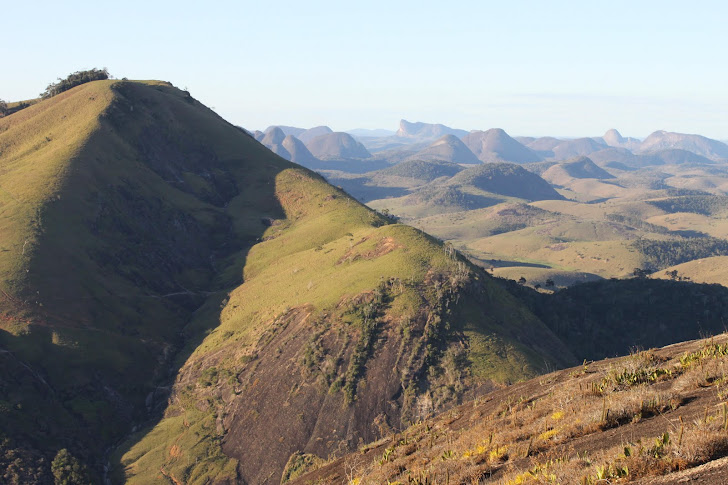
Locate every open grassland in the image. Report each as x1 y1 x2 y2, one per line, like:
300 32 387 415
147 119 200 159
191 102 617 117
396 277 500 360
358 163 728 287
652 256 728 286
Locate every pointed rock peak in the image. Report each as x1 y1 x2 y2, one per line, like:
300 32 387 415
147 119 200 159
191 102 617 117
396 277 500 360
603 129 624 143
262 127 286 145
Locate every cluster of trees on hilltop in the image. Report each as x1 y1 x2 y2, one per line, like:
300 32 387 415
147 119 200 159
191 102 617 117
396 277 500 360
648 195 728 216
500 277 728 361
633 237 728 269
41 68 110 99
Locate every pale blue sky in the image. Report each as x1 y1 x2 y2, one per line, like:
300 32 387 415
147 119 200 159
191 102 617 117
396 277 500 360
4 1 727 138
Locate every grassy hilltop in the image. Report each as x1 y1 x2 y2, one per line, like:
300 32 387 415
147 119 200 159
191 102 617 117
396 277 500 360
0 80 574 483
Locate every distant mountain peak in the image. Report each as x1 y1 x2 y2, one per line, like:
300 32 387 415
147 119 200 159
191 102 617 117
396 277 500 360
305 132 371 160
395 119 467 139
262 126 286 145
603 128 624 143
462 128 541 164
639 130 728 161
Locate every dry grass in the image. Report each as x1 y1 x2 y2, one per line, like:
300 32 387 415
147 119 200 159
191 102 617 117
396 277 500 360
295 336 728 484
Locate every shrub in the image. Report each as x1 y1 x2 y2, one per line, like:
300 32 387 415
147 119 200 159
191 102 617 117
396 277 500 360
51 449 90 485
41 68 110 99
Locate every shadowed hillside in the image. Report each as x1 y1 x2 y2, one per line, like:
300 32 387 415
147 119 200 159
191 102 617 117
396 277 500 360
448 163 564 201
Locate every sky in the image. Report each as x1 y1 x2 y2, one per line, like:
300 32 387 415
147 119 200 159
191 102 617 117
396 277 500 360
4 0 728 139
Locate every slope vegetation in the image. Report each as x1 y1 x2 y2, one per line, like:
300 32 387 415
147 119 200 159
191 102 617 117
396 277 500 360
449 163 564 201
293 332 728 484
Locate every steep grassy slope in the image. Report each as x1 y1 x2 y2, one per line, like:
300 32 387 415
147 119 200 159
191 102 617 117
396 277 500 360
292 333 728 484
0 79 295 481
0 80 576 484
113 174 575 484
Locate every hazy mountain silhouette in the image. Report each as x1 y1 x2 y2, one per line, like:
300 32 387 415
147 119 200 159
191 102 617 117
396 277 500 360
602 128 641 150
395 119 468 139
639 130 728 160
282 134 319 165
306 132 372 159
463 128 542 163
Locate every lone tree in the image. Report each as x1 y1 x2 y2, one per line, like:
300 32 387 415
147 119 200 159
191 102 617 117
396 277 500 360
633 267 652 279
0 98 7 117
517 276 527 285
665 269 680 281
41 68 110 99
545 278 555 288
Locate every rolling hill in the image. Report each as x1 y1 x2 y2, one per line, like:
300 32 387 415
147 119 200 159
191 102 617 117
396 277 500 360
407 134 481 164
448 163 564 201
377 159 465 182
541 156 614 183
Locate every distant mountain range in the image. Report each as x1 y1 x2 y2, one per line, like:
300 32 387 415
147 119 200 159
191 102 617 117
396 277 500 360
638 130 728 160
254 122 727 175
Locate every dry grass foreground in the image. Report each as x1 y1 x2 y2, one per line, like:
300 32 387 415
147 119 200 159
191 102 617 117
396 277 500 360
291 334 728 484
